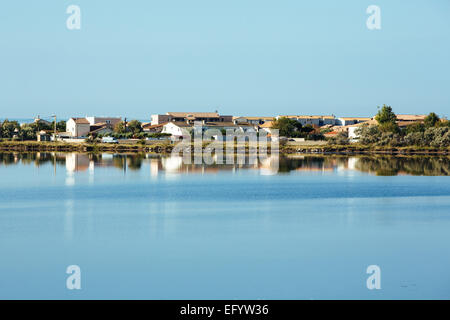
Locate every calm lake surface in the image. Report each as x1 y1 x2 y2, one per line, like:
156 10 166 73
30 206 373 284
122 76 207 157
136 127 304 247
0 153 449 299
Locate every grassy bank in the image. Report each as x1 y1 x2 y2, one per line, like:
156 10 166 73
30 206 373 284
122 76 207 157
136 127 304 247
0 140 449 155
0 141 170 153
281 143 450 155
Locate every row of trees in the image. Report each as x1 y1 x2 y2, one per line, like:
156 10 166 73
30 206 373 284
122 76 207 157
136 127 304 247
357 125 450 147
0 119 66 140
356 105 449 147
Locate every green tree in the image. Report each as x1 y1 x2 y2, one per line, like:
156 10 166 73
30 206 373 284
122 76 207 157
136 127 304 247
405 122 425 134
424 112 440 127
375 105 399 133
19 124 37 140
356 125 382 145
327 132 349 145
34 121 52 131
50 120 67 132
379 121 400 133
1 119 20 138
271 117 302 137
375 104 397 125
127 120 142 135
114 121 127 134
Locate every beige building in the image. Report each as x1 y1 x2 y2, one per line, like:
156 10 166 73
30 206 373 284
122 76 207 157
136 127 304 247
161 121 256 139
151 112 233 125
277 115 336 126
395 114 427 122
232 116 274 125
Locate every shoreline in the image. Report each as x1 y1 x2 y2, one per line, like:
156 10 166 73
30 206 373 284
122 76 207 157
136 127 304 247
0 141 449 155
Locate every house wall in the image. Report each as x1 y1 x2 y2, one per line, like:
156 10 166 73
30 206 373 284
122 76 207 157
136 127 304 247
66 119 90 137
336 118 370 126
280 117 336 126
86 117 121 126
219 115 233 122
337 118 358 126
66 119 76 137
151 115 170 125
322 118 336 125
297 118 321 126
162 123 187 137
348 126 360 142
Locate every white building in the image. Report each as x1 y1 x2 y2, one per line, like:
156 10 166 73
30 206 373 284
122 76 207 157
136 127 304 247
85 116 121 126
151 112 233 125
348 126 360 142
162 121 257 140
336 117 371 126
66 118 91 137
161 122 192 138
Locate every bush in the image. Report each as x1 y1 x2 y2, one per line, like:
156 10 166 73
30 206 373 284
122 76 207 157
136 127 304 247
356 125 381 145
404 132 425 146
328 132 349 145
375 132 403 147
426 127 450 148
356 124 450 148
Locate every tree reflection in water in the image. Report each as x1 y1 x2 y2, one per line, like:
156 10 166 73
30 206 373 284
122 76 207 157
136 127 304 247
0 152 449 176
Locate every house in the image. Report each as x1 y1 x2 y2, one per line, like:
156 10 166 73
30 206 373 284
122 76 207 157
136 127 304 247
89 123 114 136
259 121 275 135
34 116 52 126
203 121 254 131
142 122 167 133
66 118 91 137
37 130 51 142
161 121 257 140
277 115 336 126
161 122 193 138
335 117 372 126
151 112 233 125
348 127 360 142
85 116 122 126
395 114 427 122
52 132 72 141
232 116 274 125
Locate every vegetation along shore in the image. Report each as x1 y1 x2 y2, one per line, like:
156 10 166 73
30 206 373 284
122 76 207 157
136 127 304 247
0 140 449 155
1 105 449 155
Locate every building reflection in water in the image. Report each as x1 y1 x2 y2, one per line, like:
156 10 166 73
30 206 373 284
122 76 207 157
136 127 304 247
0 152 449 176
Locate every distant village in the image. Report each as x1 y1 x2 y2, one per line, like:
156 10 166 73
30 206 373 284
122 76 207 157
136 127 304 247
0 111 431 144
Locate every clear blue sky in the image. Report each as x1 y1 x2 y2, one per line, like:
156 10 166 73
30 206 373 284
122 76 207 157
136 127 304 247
1 0 449 120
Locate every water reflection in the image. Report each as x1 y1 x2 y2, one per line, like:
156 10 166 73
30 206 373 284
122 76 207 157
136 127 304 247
0 152 449 176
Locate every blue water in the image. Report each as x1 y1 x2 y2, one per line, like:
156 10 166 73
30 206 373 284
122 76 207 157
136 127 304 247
0 153 449 299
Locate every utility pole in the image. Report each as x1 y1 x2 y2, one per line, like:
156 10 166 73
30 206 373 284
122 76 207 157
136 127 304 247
52 115 57 142
53 114 56 140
